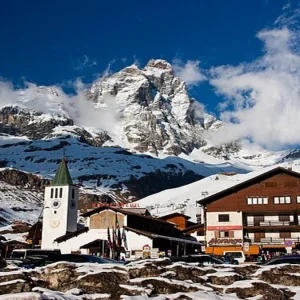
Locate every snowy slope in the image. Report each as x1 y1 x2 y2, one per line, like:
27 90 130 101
137 161 300 222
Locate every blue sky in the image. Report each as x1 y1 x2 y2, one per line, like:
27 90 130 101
0 0 285 111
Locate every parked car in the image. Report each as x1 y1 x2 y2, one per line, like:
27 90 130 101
263 255 300 265
11 249 61 259
34 254 125 267
223 251 245 264
219 255 239 265
184 254 224 265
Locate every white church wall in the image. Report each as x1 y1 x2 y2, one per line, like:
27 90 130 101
42 185 78 249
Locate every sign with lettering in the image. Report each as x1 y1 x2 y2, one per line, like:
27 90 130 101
207 226 242 231
208 238 243 246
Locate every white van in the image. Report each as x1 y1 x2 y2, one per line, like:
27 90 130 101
223 251 245 263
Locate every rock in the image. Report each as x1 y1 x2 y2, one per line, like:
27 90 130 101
259 265 300 286
226 282 286 300
207 273 244 285
162 264 210 283
128 263 161 279
130 277 201 295
232 265 261 277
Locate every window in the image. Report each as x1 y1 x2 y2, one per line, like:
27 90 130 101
50 188 54 198
284 181 298 187
218 214 230 222
297 196 300 203
59 188 63 198
265 182 278 188
247 197 268 205
274 196 291 204
55 188 58 198
219 231 229 238
72 189 75 199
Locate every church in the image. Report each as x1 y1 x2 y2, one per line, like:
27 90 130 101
40 157 200 259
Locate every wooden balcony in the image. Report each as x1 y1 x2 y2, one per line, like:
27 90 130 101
250 237 300 244
244 221 295 227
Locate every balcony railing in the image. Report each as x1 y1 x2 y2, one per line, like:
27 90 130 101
250 237 300 244
244 221 297 227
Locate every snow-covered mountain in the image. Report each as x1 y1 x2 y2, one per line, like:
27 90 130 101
0 59 298 226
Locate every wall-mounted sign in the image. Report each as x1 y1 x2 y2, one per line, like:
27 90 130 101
243 242 250 252
151 248 159 259
207 226 242 231
208 238 243 245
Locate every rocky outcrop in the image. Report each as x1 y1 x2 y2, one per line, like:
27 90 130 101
0 168 49 188
87 59 224 156
0 106 73 140
1 260 300 299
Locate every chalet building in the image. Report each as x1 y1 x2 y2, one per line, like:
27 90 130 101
198 167 300 255
54 206 199 259
39 156 200 259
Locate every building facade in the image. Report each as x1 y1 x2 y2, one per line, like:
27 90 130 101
198 167 300 255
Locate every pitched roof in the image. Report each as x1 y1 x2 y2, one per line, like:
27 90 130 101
181 223 204 234
198 167 300 206
54 227 89 243
81 205 173 226
123 226 200 245
159 212 191 220
52 158 73 186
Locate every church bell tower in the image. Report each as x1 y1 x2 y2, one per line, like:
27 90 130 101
41 156 78 249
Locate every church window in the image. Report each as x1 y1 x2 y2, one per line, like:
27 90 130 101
72 189 75 199
50 188 54 198
55 188 58 198
59 188 63 198
54 211 57 214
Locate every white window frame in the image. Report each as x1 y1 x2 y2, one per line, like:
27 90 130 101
274 196 291 204
247 197 268 205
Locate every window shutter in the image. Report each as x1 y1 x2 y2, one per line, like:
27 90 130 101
215 231 220 238
229 231 234 238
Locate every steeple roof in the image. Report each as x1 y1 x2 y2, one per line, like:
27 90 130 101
52 158 73 186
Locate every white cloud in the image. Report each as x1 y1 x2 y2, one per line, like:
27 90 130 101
209 26 300 150
173 59 206 87
0 78 120 136
71 55 97 71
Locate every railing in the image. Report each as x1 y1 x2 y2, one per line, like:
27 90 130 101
250 237 300 244
244 221 297 227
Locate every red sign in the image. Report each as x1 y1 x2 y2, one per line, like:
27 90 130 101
208 238 243 245
207 226 242 231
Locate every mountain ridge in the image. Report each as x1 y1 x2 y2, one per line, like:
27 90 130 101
0 58 298 226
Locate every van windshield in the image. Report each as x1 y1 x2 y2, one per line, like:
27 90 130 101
225 252 242 258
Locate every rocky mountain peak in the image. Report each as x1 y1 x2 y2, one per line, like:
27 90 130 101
144 59 173 71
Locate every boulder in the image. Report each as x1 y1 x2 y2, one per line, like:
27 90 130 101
226 282 286 300
130 277 202 295
259 265 300 286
